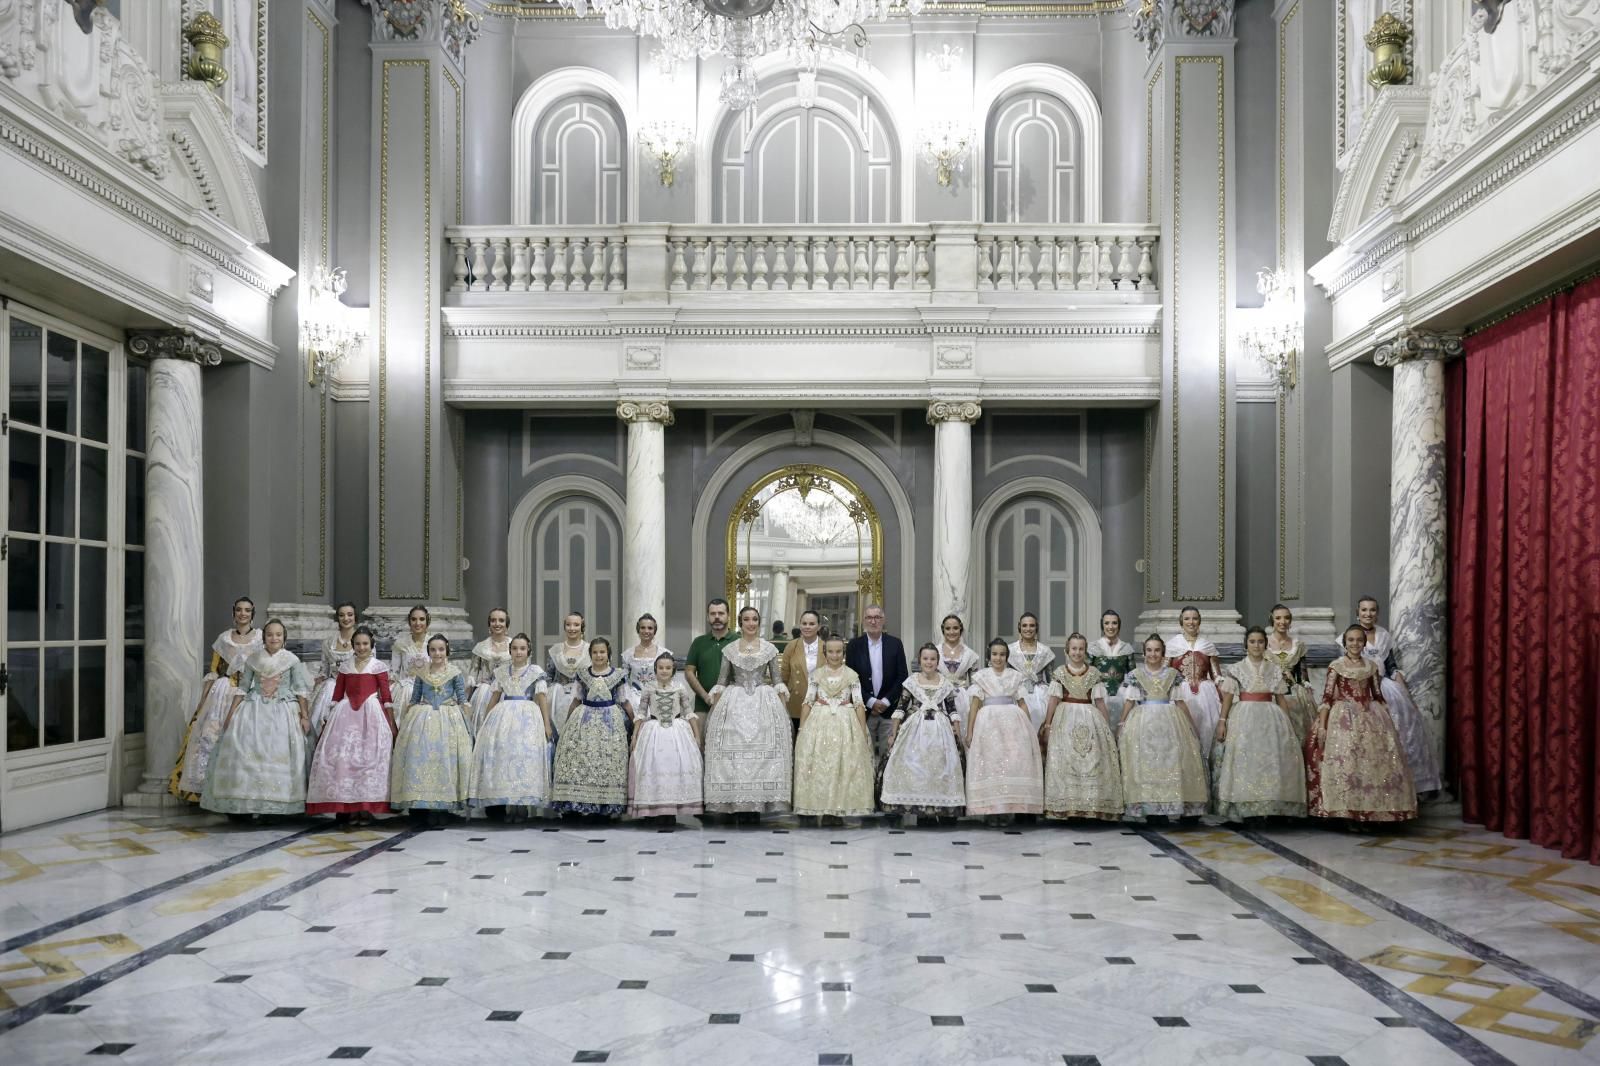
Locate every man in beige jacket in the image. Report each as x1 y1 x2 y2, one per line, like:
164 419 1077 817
778 610 824 735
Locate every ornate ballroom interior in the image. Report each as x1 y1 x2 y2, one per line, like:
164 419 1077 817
1 0 1598 1063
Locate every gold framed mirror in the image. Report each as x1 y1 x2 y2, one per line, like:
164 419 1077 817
724 465 884 630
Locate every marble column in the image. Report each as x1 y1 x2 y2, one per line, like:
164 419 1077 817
928 399 980 635
1374 328 1461 773
619 400 671 633
771 565 790 631
126 329 221 797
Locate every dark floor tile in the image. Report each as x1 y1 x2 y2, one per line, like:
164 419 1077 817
471 874 493 881
894 851 913 857
87 1044 134 1056
613 876 634 882
1294 957 1325 966
1230 984 1263 994
917 955 945 964
709 840 726 844
729 954 757 962
523 890 546 897
767 851 784 856
899 878 921 884
1044 879 1066 885
952 841 970 846
618 980 648 989
1073 841 1092 846
542 952 571 960
1004 830 1022 836
511 849 530 854
1000 933 1025 940
1099 865 1120 871
560 861 579 867
356 950 386 958
478 928 505 935
1022 853 1041 857
372 889 398 895
416 977 449 987
827 894 849 900
216 975 251 984
425 860 447 866
824 932 849 939
329 1049 370 1060
267 1007 306 1018
1153 1017 1188 1028
931 1016 964 1026
176 947 205 954
979 894 1002 901
1026 984 1058 993
818 1055 853 1065
542 828 560 833
745 911 767 917
421 907 446 914
1306 1059 1349 1066
1070 913 1094 920
1233 912 1259 919
306 926 335 933
651 930 675 937
1131 895 1156 902
487 1010 521 1022
1172 933 1201 941
675 892 698 898
757 877 778 883
965 865 986 871
467 837 486 841
772 829 789 834
709 1013 740 1024
907 912 931 918
828 864 848 870
583 909 607 916
49 1004 90 1014
1061 1057 1102 1066
638 850 657 855
1105 957 1134 965
587 839 606 844
1376 1017 1414 1028
1187 879 1207 885
573 1053 610 1064
821 982 851 992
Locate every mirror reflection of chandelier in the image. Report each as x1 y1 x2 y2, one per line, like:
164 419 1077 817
558 0 937 109
762 482 856 546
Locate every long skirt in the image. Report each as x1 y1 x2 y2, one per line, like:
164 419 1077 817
465 682 499 738
1042 702 1123 821
1282 680 1317 746
793 704 875 817
548 679 581 736
1210 700 1306 822
1019 685 1051 733
306 695 393 815
880 713 965 813
170 676 239 800
201 696 309 815
551 702 629 814
703 685 793 814
1307 700 1417 822
1178 679 1222 765
468 698 551 809
1379 676 1442 793
1119 700 1208 820
389 702 473 813
965 699 1044 816
628 719 703 817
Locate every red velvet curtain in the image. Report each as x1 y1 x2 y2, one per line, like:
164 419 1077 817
1449 275 1600 863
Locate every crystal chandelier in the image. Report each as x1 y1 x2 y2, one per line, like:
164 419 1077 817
1239 267 1303 393
300 266 366 390
763 486 858 547
560 0 936 108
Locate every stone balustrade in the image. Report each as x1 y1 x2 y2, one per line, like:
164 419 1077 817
446 223 1159 298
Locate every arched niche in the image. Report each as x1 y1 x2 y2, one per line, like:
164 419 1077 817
985 90 1084 224
973 64 1103 224
969 476 1103 642
512 68 638 225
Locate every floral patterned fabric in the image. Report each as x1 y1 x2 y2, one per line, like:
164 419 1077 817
306 658 395 815
1009 642 1057 732
390 666 473 813
1042 665 1122 820
793 666 875 817
465 637 513 737
965 668 1044 816
1307 657 1417 822
1210 658 1307 822
551 666 634 814
881 676 966 813
628 681 702 817
171 628 262 800
201 651 312 815
1263 637 1315 744
1118 665 1208 820
704 640 793 814
468 662 551 809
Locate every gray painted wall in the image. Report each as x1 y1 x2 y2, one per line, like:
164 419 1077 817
1233 400 1277 628
332 399 371 611
1329 362 1392 622
334 0 373 306
1234 0 1277 302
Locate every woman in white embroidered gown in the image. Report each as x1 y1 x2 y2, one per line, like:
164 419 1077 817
1167 606 1223 764
464 607 513 737
388 605 432 727
1009 612 1057 733
308 603 358 749
172 597 262 800
936 614 983 690
966 639 1044 822
202 620 313 817
882 644 966 817
628 654 703 821
1212 626 1307 822
467 633 551 820
1120 635 1208 821
1088 610 1138 733
1264 604 1317 744
1040 633 1123 821
704 606 793 817
793 637 876 821
1357 598 1443 794
545 612 592 737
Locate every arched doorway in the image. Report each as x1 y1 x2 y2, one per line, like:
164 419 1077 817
724 465 882 639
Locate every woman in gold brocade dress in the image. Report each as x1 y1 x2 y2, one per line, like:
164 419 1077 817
389 634 474 824
793 636 876 821
1119 635 1208 821
1040 634 1123 821
1212 626 1307 822
1306 625 1416 824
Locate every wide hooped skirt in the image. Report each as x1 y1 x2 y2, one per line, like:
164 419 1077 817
201 697 309 815
306 696 393 815
628 719 703 817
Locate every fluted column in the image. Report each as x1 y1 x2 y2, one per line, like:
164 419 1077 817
928 399 980 635
126 330 221 796
1374 328 1461 772
619 400 672 633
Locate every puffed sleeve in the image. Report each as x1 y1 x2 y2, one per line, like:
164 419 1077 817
289 661 313 699
454 673 470 703
236 666 258 696
1047 669 1067 701
891 687 913 721
376 667 394 707
1219 665 1241 698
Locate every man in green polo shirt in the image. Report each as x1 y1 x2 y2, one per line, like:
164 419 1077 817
685 598 736 716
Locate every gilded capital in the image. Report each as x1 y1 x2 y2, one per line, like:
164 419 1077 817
127 329 224 367
617 399 675 426
364 0 481 62
926 399 982 425
1125 0 1237 58
1372 328 1463 368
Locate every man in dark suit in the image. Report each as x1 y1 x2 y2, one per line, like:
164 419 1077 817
845 603 908 760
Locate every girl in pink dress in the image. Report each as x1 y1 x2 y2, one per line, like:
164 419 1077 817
307 626 397 824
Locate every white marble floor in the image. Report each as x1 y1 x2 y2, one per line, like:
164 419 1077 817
1 808 1597 1065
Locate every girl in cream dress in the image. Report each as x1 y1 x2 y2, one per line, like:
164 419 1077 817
881 644 966 817
628 655 703 821
1009 612 1057 732
464 607 513 736
793 637 876 821
467 633 551 819
171 597 262 800
1040 634 1123 821
388 605 432 728
1265 604 1317 745
965 640 1044 821
545 612 592 737
1167 607 1223 764
704 607 793 817
202 620 313 817
390 635 473 823
1119 635 1208 821
936 614 983 689
1212 627 1307 822
308 603 358 748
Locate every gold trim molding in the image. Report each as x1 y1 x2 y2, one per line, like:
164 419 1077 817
724 465 884 610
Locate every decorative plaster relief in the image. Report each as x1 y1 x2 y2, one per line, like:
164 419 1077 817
623 342 662 371
364 0 481 63
1125 0 1237 58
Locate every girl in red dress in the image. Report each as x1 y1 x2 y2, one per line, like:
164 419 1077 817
1305 624 1417 825
306 626 398 824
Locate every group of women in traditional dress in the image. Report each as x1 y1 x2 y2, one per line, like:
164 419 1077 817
170 596 1431 829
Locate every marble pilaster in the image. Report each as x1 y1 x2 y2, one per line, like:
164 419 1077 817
1374 327 1461 772
770 565 791 631
125 329 219 798
619 400 671 633
928 399 980 635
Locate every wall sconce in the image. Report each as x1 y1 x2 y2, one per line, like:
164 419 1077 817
1240 267 1303 393
639 120 692 187
920 119 972 187
301 266 365 389
1365 11 1410 87
183 11 229 86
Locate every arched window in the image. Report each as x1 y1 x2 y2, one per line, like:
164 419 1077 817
532 94 627 225
985 90 1083 223
533 498 621 653
713 70 899 224
985 497 1078 648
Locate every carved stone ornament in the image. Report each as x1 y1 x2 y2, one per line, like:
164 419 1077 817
936 342 974 370
792 409 815 447
1372 328 1464 367
926 399 982 425
363 0 482 63
616 399 674 425
1124 0 1237 57
1364 12 1410 88
127 328 224 366
182 11 229 86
